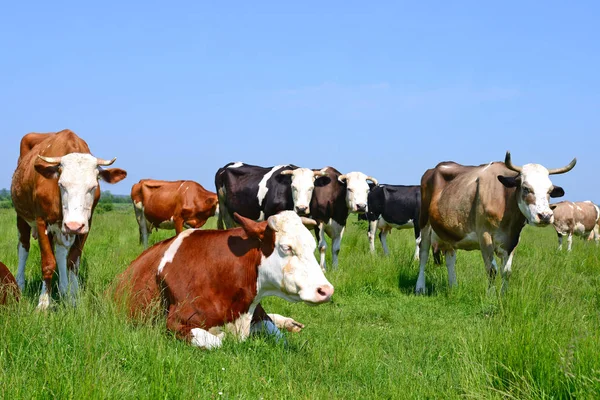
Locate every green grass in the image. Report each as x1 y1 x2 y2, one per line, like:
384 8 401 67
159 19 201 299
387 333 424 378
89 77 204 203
0 207 599 399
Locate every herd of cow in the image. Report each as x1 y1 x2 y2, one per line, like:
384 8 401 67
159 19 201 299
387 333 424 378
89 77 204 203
1 129 598 349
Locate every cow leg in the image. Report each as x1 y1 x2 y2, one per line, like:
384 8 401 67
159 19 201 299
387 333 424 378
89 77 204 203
567 233 573 252
331 221 345 268
66 233 87 305
267 314 305 333
316 223 327 271
367 220 377 253
594 225 600 245
166 304 224 349
413 233 421 262
16 216 31 290
480 232 497 287
557 233 564 250
133 202 146 246
174 217 184 235
379 229 390 256
445 250 457 288
498 249 516 294
415 225 432 294
36 218 56 310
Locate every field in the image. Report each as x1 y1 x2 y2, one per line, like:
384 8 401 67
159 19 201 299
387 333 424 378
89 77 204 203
0 205 599 399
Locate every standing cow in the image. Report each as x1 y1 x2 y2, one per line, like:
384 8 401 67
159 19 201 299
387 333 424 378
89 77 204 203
11 130 127 309
115 211 333 349
416 152 575 293
550 201 600 251
309 168 378 270
215 162 327 228
131 179 218 248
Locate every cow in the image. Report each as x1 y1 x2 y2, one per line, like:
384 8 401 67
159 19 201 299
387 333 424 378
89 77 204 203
309 168 378 270
131 179 218 248
0 262 19 305
11 130 127 309
416 152 576 294
550 201 600 251
114 211 334 349
215 162 327 229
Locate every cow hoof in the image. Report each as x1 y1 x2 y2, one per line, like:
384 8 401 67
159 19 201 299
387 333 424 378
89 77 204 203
415 286 427 295
37 294 51 310
282 318 305 333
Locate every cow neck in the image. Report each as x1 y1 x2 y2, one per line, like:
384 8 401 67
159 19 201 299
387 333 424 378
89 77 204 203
504 187 527 252
247 227 276 313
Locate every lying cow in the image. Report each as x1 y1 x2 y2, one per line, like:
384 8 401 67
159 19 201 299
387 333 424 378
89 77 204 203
417 152 575 293
215 162 327 229
114 211 333 349
11 130 127 308
551 201 600 251
0 262 19 305
131 179 218 248
310 168 378 270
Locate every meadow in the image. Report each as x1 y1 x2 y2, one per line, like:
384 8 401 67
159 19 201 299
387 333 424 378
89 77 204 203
0 205 599 399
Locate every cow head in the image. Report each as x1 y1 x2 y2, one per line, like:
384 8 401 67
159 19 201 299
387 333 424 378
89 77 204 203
280 168 328 216
338 172 378 213
498 151 575 226
234 211 334 305
35 153 127 234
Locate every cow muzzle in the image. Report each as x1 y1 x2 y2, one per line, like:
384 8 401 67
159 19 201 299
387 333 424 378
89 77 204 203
303 284 334 304
63 221 88 234
536 212 554 225
295 206 309 216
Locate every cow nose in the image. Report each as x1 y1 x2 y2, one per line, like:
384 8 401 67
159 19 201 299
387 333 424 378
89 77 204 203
537 212 553 224
315 284 334 302
357 203 367 212
65 221 85 233
295 206 308 215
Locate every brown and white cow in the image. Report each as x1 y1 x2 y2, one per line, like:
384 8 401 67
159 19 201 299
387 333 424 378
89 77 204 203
115 211 333 349
417 152 575 293
310 168 378 270
0 262 19 305
551 201 600 251
11 130 127 309
131 179 218 248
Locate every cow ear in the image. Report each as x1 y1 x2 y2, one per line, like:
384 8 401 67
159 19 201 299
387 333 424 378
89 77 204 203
550 204 558 211
550 186 565 198
205 196 217 206
234 212 267 240
34 163 60 179
99 168 127 184
497 175 518 188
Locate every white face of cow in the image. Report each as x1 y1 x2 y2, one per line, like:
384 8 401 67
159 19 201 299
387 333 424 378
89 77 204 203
339 172 376 213
282 168 326 216
258 211 334 304
56 153 103 234
517 164 562 226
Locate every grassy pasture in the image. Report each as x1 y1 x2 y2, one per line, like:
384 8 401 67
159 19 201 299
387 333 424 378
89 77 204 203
0 206 599 399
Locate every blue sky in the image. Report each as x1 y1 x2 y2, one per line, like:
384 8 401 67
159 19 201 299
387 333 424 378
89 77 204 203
1 1 598 201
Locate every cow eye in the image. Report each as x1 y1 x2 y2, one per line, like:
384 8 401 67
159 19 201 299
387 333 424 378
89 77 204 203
280 244 293 254
522 187 530 195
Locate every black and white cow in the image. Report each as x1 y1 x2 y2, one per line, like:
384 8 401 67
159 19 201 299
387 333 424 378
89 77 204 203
360 184 423 259
215 162 327 228
310 168 378 270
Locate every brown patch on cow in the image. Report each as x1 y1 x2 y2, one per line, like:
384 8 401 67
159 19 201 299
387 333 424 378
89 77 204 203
0 262 19 305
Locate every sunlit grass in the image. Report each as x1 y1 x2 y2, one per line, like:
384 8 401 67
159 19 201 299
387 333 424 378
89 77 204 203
0 207 599 399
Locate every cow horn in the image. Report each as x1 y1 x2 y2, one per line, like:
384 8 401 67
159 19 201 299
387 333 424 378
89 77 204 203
37 155 62 165
547 158 577 175
338 174 348 183
366 176 378 185
504 151 522 173
313 168 328 177
267 216 279 232
96 157 117 166
280 169 294 176
300 217 318 227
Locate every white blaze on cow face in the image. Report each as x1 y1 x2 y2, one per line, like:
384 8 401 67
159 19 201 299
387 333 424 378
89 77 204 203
339 172 374 213
285 168 319 215
55 153 105 234
256 211 334 304
517 164 558 226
